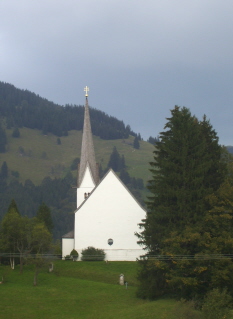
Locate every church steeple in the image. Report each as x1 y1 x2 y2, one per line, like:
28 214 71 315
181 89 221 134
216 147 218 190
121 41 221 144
78 86 99 187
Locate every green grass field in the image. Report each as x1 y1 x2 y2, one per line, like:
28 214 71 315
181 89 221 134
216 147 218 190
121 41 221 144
0 260 202 319
0 128 154 186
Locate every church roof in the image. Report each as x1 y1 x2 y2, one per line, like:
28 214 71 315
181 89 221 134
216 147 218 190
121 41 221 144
78 95 99 187
75 168 146 212
62 230 74 238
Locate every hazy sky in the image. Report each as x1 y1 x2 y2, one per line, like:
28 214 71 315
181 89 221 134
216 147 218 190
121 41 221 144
1 1 233 145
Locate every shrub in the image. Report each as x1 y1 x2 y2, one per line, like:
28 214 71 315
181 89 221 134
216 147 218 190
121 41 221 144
70 249 79 261
81 246 105 261
11 170 19 178
172 299 201 319
202 288 232 319
64 255 71 261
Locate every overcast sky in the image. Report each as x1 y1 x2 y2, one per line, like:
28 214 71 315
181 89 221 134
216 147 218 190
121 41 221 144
1 1 233 145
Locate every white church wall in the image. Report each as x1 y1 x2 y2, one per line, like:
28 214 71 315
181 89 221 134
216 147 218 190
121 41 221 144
99 249 144 261
62 238 74 258
74 170 146 261
77 166 96 208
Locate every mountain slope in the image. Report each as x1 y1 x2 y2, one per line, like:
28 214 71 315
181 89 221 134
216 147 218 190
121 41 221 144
1 127 154 185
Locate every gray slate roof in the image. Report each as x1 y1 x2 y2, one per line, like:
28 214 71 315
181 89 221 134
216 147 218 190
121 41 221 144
62 230 74 238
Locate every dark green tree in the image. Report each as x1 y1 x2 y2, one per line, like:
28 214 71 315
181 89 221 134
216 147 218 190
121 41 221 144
30 221 52 285
107 147 127 172
0 199 21 269
137 106 228 300
1 161 8 179
133 136 140 149
15 216 32 273
147 136 159 145
120 169 131 185
36 202 53 233
7 199 20 215
108 146 121 171
12 127 20 138
120 155 126 170
70 157 80 170
0 125 7 153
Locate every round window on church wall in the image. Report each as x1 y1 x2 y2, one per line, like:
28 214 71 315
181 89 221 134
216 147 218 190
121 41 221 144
108 238 113 246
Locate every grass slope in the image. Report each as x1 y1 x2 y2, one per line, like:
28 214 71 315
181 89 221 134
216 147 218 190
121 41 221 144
0 128 154 186
0 261 191 319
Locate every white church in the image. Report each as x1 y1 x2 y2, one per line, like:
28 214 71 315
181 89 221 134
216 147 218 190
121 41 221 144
62 87 146 261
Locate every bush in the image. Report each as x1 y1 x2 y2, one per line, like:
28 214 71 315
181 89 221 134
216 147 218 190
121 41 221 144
81 246 105 261
11 170 19 178
202 288 232 319
172 299 201 319
64 255 71 261
70 249 79 261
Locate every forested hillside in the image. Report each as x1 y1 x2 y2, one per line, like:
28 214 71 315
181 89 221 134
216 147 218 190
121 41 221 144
0 81 153 239
0 81 137 139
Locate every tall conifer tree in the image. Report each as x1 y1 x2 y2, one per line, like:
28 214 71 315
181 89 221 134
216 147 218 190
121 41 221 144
137 106 228 300
1 161 8 179
0 125 7 153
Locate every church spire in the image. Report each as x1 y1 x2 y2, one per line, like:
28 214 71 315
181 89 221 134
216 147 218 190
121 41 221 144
78 87 99 187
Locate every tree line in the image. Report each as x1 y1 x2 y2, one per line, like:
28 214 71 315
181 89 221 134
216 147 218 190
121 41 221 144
0 170 76 240
0 81 138 140
0 146 145 240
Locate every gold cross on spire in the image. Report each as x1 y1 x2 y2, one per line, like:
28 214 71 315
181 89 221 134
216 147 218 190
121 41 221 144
84 86 89 97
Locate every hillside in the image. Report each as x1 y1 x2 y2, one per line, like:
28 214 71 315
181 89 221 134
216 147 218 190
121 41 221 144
0 127 154 239
0 81 138 139
1 127 154 186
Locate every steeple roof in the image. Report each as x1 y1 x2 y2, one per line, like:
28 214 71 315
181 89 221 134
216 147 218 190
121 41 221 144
78 88 99 187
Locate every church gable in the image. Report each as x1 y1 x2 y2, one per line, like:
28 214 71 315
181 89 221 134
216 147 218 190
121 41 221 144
74 169 146 251
79 164 96 188
76 169 145 212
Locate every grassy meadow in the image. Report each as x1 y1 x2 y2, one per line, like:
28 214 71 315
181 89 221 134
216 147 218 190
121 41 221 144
1 128 154 186
0 260 202 319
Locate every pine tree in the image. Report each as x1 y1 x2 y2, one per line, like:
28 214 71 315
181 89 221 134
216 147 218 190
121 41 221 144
108 146 121 171
120 155 126 170
12 127 20 138
137 106 228 300
1 161 8 179
133 136 140 149
0 125 7 153
36 202 53 233
7 199 20 215
120 169 131 185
